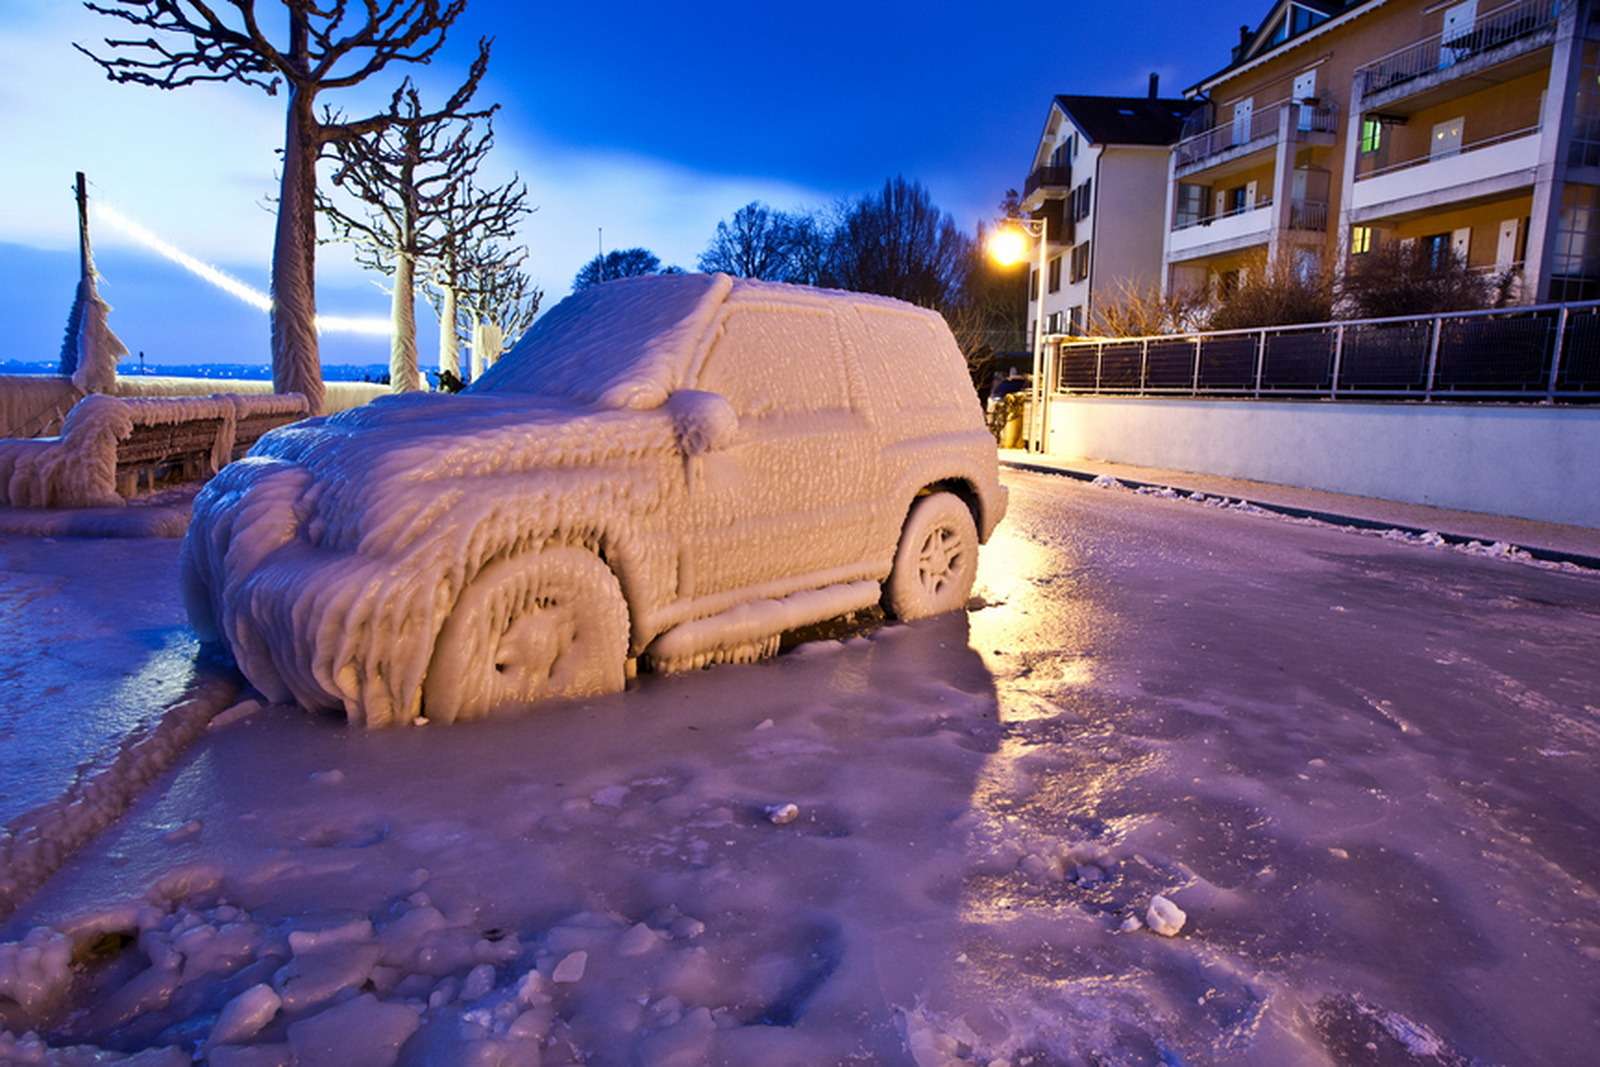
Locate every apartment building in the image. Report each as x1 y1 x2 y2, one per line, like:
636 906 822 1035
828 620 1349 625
1021 84 1200 339
1162 0 1599 304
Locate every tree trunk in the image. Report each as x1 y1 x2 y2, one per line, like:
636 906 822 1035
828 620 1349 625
270 86 326 414
470 319 487 380
438 282 459 379
390 250 420 391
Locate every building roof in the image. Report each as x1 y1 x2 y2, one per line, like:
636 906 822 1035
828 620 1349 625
1052 95 1203 147
1187 0 1385 93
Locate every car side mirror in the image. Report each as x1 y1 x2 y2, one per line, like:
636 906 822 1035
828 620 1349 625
666 390 738 456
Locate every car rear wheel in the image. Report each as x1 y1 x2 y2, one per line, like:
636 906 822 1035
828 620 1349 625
883 491 979 621
422 547 629 723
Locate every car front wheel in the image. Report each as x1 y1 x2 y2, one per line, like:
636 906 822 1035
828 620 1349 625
422 547 629 723
883 491 979 621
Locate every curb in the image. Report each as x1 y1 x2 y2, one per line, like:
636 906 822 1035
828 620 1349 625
1000 459 1600 572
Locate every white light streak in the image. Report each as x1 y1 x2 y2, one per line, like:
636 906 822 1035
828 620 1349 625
92 201 391 336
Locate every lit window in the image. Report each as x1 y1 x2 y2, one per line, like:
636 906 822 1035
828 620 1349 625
1351 226 1373 255
1360 118 1383 154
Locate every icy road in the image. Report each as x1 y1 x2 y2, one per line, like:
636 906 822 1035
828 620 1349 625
5 469 1599 1066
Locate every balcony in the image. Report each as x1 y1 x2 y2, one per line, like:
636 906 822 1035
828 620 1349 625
1350 126 1541 216
1022 165 1071 202
1169 200 1274 259
1173 100 1338 177
1355 0 1561 109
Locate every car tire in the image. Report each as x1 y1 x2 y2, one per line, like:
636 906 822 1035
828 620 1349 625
883 491 979 622
422 547 629 723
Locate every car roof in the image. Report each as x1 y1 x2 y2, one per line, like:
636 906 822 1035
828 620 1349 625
471 273 946 410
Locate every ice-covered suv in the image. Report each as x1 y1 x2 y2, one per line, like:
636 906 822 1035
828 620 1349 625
182 273 1007 727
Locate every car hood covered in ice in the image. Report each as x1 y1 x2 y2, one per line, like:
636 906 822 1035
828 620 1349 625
236 391 681 552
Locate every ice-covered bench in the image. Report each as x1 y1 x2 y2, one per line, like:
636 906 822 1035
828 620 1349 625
0 392 309 508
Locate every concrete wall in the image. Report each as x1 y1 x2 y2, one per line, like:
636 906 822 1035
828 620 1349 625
1045 395 1600 527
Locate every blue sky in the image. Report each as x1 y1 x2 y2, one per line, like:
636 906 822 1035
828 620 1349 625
0 0 1263 367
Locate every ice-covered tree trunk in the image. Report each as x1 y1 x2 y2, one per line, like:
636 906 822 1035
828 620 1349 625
469 319 488 381
270 87 326 415
70 270 127 395
437 282 460 379
481 321 505 369
390 251 421 392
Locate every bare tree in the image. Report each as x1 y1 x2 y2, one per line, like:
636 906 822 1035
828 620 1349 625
1091 279 1211 337
825 177 973 309
78 0 474 413
318 69 526 392
1338 241 1491 319
697 202 810 281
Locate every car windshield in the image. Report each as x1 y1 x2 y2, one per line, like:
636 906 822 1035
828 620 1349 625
467 273 729 410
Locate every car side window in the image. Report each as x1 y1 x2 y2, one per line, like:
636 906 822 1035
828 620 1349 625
697 307 850 418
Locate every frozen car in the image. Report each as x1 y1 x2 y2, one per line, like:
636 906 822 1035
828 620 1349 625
182 273 1007 727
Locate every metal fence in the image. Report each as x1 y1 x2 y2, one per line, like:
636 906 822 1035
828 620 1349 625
1055 300 1600 402
1355 0 1563 97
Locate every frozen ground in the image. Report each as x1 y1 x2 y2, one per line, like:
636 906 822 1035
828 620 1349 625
0 537 198 828
4 469 1600 1065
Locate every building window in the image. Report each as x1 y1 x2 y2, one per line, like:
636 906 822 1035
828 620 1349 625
1068 305 1084 335
1070 241 1091 283
1351 225 1373 255
1226 185 1249 213
1048 255 1062 293
1216 269 1241 298
1071 177 1093 222
1175 183 1207 227
1422 232 1452 271
1360 117 1383 154
1029 268 1039 300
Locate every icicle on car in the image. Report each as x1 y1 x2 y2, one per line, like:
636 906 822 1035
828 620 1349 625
181 273 1008 726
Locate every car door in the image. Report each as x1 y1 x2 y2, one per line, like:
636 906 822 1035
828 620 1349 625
677 302 875 601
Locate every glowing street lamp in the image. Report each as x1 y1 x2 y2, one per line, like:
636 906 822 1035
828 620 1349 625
986 214 1049 452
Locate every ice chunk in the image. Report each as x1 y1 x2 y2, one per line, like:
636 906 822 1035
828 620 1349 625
1146 895 1187 937
766 803 800 826
288 917 372 955
552 950 588 983
0 928 73 1015
461 961 496 1001
209 982 282 1048
286 993 420 1067
210 1045 293 1067
274 941 382 1013
617 922 662 958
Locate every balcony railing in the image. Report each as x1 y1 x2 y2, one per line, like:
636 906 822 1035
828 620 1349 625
1174 99 1338 170
1355 123 1541 181
1023 165 1072 200
1355 0 1563 99
1053 298 1600 402
1289 199 1329 231
1173 197 1274 232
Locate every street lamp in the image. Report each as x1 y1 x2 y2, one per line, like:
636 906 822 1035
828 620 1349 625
985 215 1049 452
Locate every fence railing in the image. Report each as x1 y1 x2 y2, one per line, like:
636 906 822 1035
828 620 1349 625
1355 0 1563 97
1054 299 1600 402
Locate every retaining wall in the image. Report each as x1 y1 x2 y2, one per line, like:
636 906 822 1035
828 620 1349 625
1044 396 1600 528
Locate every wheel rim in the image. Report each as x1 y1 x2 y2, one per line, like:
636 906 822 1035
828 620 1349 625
916 522 967 599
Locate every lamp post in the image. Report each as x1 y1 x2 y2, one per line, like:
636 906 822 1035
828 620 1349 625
985 215 1049 452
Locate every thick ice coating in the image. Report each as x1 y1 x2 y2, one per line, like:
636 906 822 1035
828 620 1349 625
182 273 1007 726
